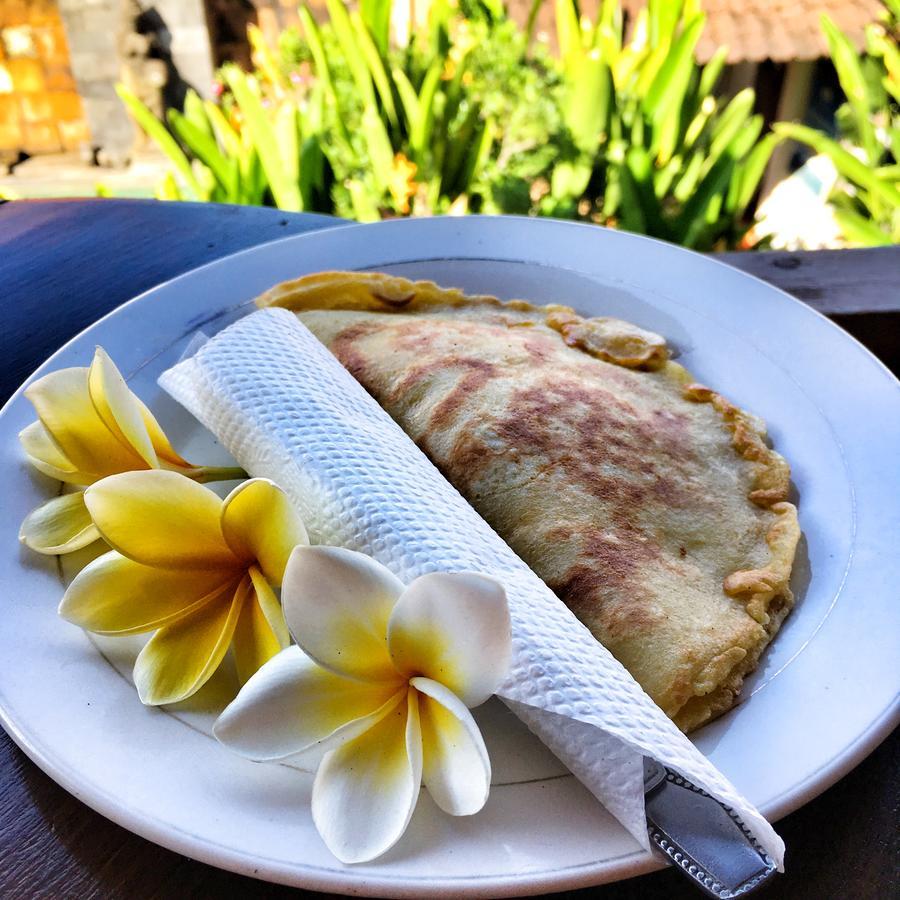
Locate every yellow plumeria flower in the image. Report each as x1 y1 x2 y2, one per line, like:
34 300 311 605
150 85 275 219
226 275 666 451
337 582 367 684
215 546 512 864
19 347 244 555
59 470 308 705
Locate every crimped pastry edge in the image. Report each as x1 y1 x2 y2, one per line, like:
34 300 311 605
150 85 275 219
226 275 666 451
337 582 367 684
257 270 670 369
257 270 801 730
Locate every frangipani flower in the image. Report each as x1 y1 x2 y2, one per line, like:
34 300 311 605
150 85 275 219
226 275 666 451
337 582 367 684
215 546 512 864
59 470 308 705
19 347 244 555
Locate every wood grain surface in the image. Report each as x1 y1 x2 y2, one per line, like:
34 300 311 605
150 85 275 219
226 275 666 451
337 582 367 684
1 199 897 900
716 246 900 314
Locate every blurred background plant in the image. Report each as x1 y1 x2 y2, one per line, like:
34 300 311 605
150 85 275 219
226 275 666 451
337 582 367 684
544 0 776 249
113 0 898 250
773 2 899 246
118 0 559 221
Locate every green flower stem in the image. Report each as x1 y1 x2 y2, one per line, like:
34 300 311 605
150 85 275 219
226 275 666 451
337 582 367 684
188 466 248 483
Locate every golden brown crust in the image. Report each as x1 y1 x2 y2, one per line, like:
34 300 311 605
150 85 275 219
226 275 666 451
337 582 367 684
683 383 791 507
673 587 794 731
672 383 800 729
257 270 669 370
682 382 800 630
259 270 801 731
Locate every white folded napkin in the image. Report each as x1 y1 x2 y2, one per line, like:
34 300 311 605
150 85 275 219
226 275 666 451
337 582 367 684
160 307 783 867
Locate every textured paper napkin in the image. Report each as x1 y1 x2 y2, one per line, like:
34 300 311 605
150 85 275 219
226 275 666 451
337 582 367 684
160 307 783 866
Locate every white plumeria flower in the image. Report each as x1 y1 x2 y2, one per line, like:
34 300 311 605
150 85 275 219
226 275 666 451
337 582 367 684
214 545 512 863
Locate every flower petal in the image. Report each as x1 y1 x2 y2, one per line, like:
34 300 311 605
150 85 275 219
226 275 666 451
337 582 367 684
412 677 491 816
136 397 190 467
19 491 100 554
215 644 405 761
312 687 423 863
88 348 159 468
232 575 283 684
248 565 290 648
59 550 234 635
134 576 246 705
25 367 143 475
220 479 308 585
84 470 235 570
281 546 402 682
387 572 511 707
19 421 87 484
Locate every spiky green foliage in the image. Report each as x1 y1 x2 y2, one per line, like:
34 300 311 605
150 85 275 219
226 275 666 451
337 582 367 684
545 0 778 249
775 6 900 245
120 0 790 249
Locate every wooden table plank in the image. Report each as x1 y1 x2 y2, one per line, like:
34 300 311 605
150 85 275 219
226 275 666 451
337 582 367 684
0 199 337 402
718 246 900 375
0 199 897 900
717 246 900 315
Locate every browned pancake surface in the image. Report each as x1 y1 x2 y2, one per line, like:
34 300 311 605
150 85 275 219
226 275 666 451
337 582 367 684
258 273 800 730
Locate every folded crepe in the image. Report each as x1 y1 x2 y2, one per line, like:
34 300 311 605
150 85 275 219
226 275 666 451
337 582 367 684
257 272 801 731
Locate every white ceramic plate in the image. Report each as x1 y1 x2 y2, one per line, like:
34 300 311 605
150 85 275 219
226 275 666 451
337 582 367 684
1 217 898 897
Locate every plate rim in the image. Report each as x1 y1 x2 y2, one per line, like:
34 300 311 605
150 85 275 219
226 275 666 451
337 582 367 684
1 215 898 897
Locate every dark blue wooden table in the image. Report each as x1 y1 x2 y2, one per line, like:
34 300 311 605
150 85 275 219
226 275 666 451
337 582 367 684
1 198 896 899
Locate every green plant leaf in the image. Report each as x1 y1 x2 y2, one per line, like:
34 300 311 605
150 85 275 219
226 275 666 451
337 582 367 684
833 206 894 245
204 100 241 157
461 117 496 193
361 104 394 193
599 0 620 34
706 88 755 164
360 0 391 57
653 154 682 197
698 45 728 97
347 178 382 221
248 24 288 91
683 95 716 148
242 147 267 205
727 113 763 160
426 0 452 59
821 14 880 165
155 170 183 201
774 122 900 208
299 6 349 143
644 13 705 118
480 0 506 22
614 160 646 233
393 68 420 135
624 145 666 235
350 10 399 130
223 66 302 211
648 0 684 48
555 0 583 64
443 103 480 194
299 135 327 210
564 49 611 153
274 102 300 191
411 61 443 160
869 27 900 101
676 155 735 248
672 149 705 202
525 0 544 47
325 0 377 109
731 131 781 216
550 154 594 200
167 108 236 198
183 89 213 139
116 84 203 199
717 114 765 216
